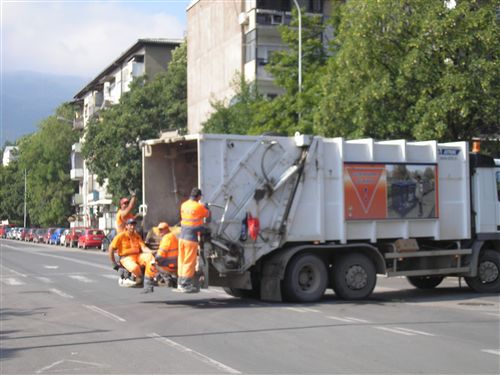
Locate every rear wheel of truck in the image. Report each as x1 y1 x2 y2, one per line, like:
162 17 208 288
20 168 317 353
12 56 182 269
407 276 444 289
332 253 376 300
282 253 328 302
465 250 500 293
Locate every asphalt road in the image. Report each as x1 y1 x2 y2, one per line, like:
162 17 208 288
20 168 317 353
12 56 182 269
1 239 499 374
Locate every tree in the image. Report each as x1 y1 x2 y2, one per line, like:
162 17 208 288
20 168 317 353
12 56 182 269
0 160 25 225
315 0 499 143
82 40 188 202
16 103 78 227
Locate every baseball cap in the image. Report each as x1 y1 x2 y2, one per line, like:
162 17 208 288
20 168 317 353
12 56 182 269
158 222 169 230
126 218 137 225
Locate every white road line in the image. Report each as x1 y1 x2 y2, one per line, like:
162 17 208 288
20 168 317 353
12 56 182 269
43 265 59 269
394 327 435 336
0 264 27 277
375 286 398 292
375 326 416 336
36 277 53 283
83 305 126 322
69 275 94 283
1 244 109 270
285 307 309 313
301 307 321 313
148 333 241 374
484 312 500 318
36 359 107 374
326 316 358 323
1 278 25 286
49 288 74 299
481 349 500 356
344 317 370 323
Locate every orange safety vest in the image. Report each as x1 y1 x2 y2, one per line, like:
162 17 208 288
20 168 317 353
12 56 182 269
180 199 209 227
157 232 178 271
111 231 144 257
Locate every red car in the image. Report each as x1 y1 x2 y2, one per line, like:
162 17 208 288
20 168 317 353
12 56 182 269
77 229 105 249
65 227 85 248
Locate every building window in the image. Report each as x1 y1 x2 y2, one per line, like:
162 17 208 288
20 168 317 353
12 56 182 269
244 30 256 63
496 171 500 201
256 0 323 13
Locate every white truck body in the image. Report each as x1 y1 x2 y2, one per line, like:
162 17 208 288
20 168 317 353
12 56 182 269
141 132 500 301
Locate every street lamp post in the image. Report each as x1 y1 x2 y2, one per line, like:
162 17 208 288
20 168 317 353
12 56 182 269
23 169 27 228
292 0 302 94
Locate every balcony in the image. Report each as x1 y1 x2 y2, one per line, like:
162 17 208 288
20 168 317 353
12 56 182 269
70 168 84 180
72 194 83 206
87 190 99 203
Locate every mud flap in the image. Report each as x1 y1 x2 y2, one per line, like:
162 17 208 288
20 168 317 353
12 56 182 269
260 261 283 302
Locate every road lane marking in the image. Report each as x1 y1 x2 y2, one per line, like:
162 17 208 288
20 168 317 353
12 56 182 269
1 277 25 286
375 326 416 336
83 305 126 322
0 265 27 277
481 349 500 356
148 333 241 374
102 274 118 280
301 307 321 313
1 244 109 270
326 316 370 323
44 265 59 269
393 327 435 336
49 288 74 299
69 275 94 283
484 312 500 318
284 307 310 313
36 359 107 374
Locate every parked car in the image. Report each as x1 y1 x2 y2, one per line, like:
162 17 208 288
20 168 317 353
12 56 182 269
33 228 48 243
0 224 12 238
25 228 36 242
18 228 28 241
59 229 70 246
43 228 56 244
78 229 105 249
65 227 85 248
100 228 117 252
49 228 64 245
7 227 18 239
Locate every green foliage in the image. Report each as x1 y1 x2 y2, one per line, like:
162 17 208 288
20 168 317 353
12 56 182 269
82 40 188 202
202 75 266 134
0 160 25 225
15 103 78 227
315 0 499 142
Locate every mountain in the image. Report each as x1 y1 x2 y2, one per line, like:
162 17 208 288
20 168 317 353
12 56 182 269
1 71 89 144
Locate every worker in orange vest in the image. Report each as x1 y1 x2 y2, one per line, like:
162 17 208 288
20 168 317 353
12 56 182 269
177 188 210 293
109 218 157 293
116 193 138 233
154 222 179 287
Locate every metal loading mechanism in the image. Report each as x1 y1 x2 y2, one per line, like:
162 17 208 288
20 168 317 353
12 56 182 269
204 137 311 276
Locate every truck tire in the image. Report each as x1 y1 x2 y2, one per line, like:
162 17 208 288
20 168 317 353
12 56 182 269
407 276 444 289
282 253 328 302
332 253 376 300
465 250 500 293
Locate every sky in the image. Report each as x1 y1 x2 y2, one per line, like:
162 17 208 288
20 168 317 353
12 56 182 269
1 0 191 79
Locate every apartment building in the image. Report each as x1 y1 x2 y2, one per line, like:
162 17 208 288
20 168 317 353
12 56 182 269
70 38 181 229
187 0 333 133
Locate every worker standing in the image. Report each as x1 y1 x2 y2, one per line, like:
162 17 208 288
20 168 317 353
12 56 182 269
177 188 210 293
109 218 157 293
116 193 137 233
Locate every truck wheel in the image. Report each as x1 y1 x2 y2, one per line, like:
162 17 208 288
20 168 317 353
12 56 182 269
332 253 376 300
282 253 328 302
407 276 444 289
465 250 500 293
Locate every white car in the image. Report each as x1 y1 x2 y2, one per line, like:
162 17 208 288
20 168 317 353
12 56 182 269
59 229 70 246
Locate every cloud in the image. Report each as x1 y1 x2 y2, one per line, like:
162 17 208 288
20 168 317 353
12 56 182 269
2 1 185 77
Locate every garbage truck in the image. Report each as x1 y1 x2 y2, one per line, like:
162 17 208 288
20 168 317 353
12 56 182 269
140 131 500 302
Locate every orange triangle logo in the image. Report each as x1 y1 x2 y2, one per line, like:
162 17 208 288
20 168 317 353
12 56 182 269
345 165 385 214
